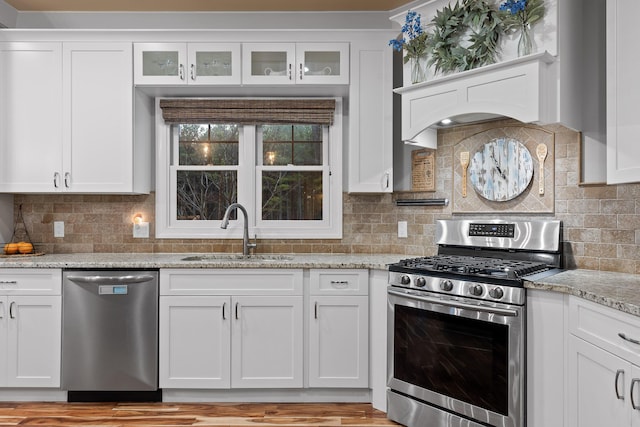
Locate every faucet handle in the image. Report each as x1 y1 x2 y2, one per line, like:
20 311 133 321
248 234 258 252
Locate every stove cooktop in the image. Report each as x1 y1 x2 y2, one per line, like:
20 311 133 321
389 255 550 281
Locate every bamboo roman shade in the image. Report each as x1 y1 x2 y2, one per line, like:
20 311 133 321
159 99 336 125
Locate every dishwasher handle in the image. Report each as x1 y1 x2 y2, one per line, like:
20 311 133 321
66 274 156 285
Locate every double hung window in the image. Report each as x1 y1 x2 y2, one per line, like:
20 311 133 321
155 98 342 239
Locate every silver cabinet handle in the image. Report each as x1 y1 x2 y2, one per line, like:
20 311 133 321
64 172 71 188
615 369 625 400
53 172 60 188
0 301 4 319
222 302 226 320
330 280 349 289
314 301 318 319
619 333 640 345
235 302 239 320
299 63 303 80
9 301 15 319
179 63 185 80
190 63 196 80
288 63 292 80
0 280 17 284
632 378 640 409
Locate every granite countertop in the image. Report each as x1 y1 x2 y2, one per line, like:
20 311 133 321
0 252 402 271
525 269 640 317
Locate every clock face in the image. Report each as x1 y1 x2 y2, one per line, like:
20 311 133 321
468 138 534 202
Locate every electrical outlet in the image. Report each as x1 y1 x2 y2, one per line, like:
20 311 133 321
133 222 150 238
54 221 64 238
398 221 408 238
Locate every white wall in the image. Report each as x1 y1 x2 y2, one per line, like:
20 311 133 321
15 10 394 29
0 0 17 28
0 194 13 242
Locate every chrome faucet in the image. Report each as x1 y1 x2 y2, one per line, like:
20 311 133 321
220 203 257 256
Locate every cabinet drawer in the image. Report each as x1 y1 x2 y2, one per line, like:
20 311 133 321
0 268 61 295
160 268 303 296
310 269 368 295
569 296 640 366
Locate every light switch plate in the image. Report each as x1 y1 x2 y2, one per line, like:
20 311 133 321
133 222 150 238
398 221 408 238
54 221 64 238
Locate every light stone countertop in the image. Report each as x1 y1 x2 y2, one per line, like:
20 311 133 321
2 253 639 317
525 269 640 317
0 252 402 271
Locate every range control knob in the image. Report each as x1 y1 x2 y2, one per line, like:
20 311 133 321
400 275 411 285
469 284 484 296
440 280 454 292
489 287 505 299
415 277 427 288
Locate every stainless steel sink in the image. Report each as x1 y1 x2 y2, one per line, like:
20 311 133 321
180 254 294 262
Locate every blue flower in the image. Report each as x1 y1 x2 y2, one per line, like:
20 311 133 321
500 0 527 14
389 10 428 60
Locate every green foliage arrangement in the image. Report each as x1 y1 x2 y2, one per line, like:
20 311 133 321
499 0 545 32
426 0 503 75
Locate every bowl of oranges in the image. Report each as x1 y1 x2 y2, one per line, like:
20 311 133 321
3 241 35 256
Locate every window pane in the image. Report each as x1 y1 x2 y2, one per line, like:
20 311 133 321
177 171 237 220
262 171 322 220
262 124 322 166
179 124 238 166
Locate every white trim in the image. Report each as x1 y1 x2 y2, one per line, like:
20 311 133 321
155 97 342 239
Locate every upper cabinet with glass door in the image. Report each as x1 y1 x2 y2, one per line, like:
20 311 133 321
243 43 349 85
134 42 241 85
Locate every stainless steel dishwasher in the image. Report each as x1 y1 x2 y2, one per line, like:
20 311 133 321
62 270 160 401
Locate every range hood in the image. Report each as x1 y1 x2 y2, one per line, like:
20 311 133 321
394 52 557 149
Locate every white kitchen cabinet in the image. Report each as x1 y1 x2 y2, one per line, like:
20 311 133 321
0 41 148 194
308 269 368 388
606 0 640 184
134 42 241 85
242 42 349 85
159 269 303 389
567 297 640 427
0 42 63 192
346 38 393 192
159 296 230 389
231 295 303 388
0 269 61 388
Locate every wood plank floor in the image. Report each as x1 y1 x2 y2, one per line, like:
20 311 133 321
0 402 400 426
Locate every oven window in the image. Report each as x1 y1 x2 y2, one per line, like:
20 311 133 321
394 304 509 415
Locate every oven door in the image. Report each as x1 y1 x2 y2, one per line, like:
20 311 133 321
387 287 524 427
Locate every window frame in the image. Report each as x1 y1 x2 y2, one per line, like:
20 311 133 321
155 97 342 239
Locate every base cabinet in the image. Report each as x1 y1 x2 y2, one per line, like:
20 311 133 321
0 269 61 388
568 297 640 427
159 269 304 390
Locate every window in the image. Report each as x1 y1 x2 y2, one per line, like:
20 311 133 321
155 98 342 239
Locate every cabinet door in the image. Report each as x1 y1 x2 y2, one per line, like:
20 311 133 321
0 297 6 385
242 43 296 85
134 42 187 85
567 335 630 427
5 296 61 388
231 295 303 388
633 365 640 427
0 42 63 192
159 296 231 389
309 295 368 388
295 43 349 85
607 0 640 184
187 43 241 85
347 39 393 192
63 42 135 193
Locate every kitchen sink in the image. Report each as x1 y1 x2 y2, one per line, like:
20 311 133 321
180 254 294 262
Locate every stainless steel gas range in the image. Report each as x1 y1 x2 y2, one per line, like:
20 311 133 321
387 219 563 427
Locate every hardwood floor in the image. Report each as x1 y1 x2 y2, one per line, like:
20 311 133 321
0 402 400 426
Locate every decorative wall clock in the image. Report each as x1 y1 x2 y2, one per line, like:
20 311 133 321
468 137 534 202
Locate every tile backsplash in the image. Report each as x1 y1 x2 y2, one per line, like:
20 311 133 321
12 119 640 274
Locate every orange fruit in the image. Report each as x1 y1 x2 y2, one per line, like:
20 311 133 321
17 242 33 254
4 243 18 255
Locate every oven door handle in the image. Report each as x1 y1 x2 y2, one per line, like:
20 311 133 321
388 289 520 317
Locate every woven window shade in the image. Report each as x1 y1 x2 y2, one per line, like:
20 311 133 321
159 99 336 125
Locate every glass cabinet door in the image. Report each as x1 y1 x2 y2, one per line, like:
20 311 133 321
187 43 241 85
295 43 349 85
134 43 187 85
242 43 296 85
